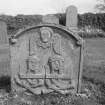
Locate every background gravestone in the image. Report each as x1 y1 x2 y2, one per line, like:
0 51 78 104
42 15 59 24
0 20 11 77
0 20 9 45
0 20 11 91
66 5 78 30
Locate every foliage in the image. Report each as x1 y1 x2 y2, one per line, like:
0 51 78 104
0 15 42 35
95 0 105 12
56 13 105 31
0 13 105 37
78 27 105 38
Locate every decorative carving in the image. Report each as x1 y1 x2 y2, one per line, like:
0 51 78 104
27 56 40 74
48 56 64 74
36 27 53 49
14 27 75 94
40 27 53 43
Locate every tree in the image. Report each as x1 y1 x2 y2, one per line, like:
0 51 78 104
95 0 105 12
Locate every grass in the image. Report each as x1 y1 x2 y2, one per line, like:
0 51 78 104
83 38 105 83
82 38 105 105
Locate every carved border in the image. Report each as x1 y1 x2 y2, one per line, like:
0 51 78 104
12 24 82 45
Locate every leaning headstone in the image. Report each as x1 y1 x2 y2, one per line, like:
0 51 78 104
0 19 11 78
42 14 59 24
66 5 78 30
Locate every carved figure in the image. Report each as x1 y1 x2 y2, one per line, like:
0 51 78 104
36 27 53 49
48 56 64 74
27 56 40 74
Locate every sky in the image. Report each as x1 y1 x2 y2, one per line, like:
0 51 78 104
0 0 97 15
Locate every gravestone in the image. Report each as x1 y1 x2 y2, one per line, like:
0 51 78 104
66 5 78 30
10 24 83 95
42 15 59 24
0 20 11 78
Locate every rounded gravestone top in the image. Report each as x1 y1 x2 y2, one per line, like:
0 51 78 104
66 5 77 12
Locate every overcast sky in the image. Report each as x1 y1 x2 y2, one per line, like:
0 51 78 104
0 0 97 15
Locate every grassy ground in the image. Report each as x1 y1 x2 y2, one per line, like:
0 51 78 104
83 38 105 83
82 38 105 105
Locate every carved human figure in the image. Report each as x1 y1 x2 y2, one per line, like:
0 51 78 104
27 27 74 93
40 27 52 43
24 27 54 89
36 27 53 49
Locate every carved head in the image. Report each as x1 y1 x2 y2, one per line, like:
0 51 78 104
48 56 64 74
40 27 53 43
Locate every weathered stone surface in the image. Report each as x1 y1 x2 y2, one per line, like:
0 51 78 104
0 20 9 45
10 24 83 95
42 15 59 24
66 5 78 30
0 20 11 77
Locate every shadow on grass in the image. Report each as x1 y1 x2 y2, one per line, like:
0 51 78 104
0 76 11 93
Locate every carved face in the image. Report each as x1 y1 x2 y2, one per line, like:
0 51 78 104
40 29 51 43
51 60 60 70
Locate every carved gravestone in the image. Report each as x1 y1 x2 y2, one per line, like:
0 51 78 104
66 5 78 30
10 24 83 95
